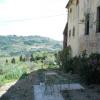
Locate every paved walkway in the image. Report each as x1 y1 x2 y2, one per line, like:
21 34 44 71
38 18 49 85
33 83 84 100
34 85 64 100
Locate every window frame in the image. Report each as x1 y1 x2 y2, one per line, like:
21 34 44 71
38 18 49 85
85 13 90 35
69 30 71 38
73 27 75 37
96 6 100 33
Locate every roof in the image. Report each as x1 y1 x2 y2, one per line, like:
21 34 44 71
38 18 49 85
66 0 73 8
66 0 79 8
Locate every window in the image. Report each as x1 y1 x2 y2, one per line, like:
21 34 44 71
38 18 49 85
69 30 71 37
70 8 72 13
76 0 79 5
85 14 90 35
73 27 75 36
96 7 100 33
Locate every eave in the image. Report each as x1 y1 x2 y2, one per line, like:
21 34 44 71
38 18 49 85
66 0 73 8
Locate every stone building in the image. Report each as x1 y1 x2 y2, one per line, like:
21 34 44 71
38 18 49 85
64 0 100 56
63 23 68 49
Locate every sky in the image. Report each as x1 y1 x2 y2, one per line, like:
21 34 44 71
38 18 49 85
0 0 68 41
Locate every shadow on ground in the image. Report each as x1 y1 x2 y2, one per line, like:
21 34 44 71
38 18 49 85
0 68 64 100
0 70 41 100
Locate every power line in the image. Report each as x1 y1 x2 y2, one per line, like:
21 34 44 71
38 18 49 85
0 14 67 23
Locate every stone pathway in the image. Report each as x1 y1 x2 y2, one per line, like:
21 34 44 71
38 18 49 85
33 83 84 100
34 85 64 100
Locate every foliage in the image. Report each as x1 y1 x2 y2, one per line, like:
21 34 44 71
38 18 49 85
22 57 26 62
55 46 72 72
0 51 58 85
0 35 62 56
19 55 23 61
56 47 100 84
0 35 60 85
30 54 35 62
0 62 29 85
11 58 16 64
80 53 100 84
19 55 26 62
6 59 8 63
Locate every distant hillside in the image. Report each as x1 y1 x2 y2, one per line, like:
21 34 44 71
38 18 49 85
0 35 62 56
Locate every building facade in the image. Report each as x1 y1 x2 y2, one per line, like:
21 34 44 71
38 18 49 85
65 0 100 56
63 23 68 49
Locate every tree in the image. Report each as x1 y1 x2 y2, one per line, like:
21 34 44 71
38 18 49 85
11 58 16 64
19 55 23 61
30 54 34 62
23 57 26 62
6 59 8 63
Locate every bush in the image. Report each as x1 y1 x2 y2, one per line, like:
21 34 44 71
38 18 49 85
68 52 100 84
80 53 100 84
56 46 72 72
57 49 100 84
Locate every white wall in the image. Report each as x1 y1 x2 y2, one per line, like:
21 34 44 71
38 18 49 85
67 0 100 56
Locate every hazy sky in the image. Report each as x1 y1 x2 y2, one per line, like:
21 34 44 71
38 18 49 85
0 0 68 40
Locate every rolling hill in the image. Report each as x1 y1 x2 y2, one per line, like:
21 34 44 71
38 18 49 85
0 35 62 56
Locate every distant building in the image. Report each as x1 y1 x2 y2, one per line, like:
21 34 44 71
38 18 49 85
64 0 100 56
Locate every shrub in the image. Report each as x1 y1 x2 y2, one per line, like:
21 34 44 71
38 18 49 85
57 48 100 84
56 46 72 72
80 53 100 84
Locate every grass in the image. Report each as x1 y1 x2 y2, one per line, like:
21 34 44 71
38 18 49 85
0 57 29 85
0 51 58 86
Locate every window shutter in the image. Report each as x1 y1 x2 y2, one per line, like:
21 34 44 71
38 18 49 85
96 7 100 33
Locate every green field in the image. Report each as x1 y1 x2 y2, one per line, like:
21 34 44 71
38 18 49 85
0 51 58 86
0 35 62 86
